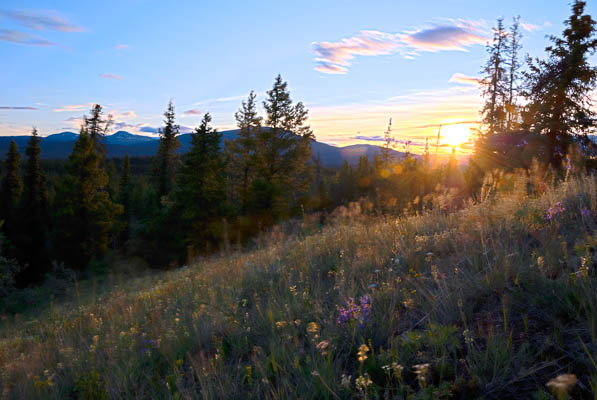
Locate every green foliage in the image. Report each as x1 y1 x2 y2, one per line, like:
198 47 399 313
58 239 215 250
1 140 22 239
153 101 181 200
17 128 50 282
523 0 597 166
54 130 122 270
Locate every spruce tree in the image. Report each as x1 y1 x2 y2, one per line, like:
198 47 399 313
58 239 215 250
252 75 314 217
0 140 22 241
175 113 225 253
54 129 122 269
226 91 262 214
153 101 181 201
504 16 522 132
481 18 508 135
85 104 111 159
523 0 597 167
18 128 49 282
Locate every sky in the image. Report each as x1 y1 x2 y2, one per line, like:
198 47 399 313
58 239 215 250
0 0 593 154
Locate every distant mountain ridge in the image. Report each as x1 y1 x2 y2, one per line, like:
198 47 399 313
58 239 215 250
0 130 408 167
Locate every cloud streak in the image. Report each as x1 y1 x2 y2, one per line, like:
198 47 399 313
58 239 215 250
313 20 488 74
0 28 55 46
53 104 93 112
449 73 482 86
99 73 123 80
0 106 37 110
183 108 201 116
1 10 84 32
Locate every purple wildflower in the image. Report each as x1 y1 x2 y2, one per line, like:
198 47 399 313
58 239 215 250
581 207 592 218
546 202 566 221
337 295 373 328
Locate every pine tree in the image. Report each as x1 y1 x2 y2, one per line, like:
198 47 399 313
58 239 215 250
226 91 262 214
174 113 225 253
153 101 181 201
0 140 22 240
523 0 597 167
503 17 523 132
118 154 131 244
17 128 49 282
252 75 314 216
54 129 122 269
85 104 111 159
481 18 508 135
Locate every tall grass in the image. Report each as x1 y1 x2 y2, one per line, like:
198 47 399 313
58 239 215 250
0 173 595 399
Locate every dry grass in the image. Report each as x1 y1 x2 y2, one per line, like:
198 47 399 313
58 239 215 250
0 173 596 399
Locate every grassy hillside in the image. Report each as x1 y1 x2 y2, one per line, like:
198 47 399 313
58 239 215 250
0 174 596 399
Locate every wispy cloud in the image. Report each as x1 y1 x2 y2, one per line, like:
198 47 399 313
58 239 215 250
53 103 93 112
98 73 123 80
0 28 55 46
194 95 248 105
1 9 84 32
182 108 201 116
449 73 482 86
114 44 129 50
313 19 488 74
0 105 37 110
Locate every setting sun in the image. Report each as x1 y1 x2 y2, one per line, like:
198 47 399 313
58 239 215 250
441 123 472 148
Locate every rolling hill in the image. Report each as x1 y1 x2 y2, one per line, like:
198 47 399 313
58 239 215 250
0 130 407 167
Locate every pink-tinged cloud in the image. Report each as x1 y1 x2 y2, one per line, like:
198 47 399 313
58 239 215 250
313 21 487 74
183 108 202 115
0 29 55 46
449 73 482 86
1 10 84 32
114 44 129 50
99 73 123 80
53 104 93 112
313 30 401 73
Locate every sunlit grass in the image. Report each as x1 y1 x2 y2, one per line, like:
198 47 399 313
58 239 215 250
0 173 595 398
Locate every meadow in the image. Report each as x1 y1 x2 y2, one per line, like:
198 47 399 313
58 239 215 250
0 171 595 399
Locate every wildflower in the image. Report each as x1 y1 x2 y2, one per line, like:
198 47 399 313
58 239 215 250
355 373 372 391
337 294 373 328
357 344 369 363
316 340 330 356
581 207 592 218
413 363 430 387
306 322 320 335
537 256 545 270
463 329 474 345
392 362 404 376
311 370 320 377
340 374 352 388
546 374 578 399
289 285 297 296
546 202 566 221
275 321 288 329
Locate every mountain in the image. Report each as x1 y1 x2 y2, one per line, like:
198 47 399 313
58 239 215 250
0 130 405 167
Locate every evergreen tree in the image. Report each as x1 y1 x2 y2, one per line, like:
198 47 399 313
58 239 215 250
118 154 132 244
17 128 49 282
481 18 508 135
85 104 111 159
523 0 597 167
226 91 262 213
153 101 181 201
54 129 122 269
174 113 226 254
505 16 523 131
0 140 22 240
251 75 314 217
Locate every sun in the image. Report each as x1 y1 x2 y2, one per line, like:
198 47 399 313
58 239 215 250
441 124 471 148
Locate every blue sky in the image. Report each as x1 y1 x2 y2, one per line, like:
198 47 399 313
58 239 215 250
0 0 593 152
